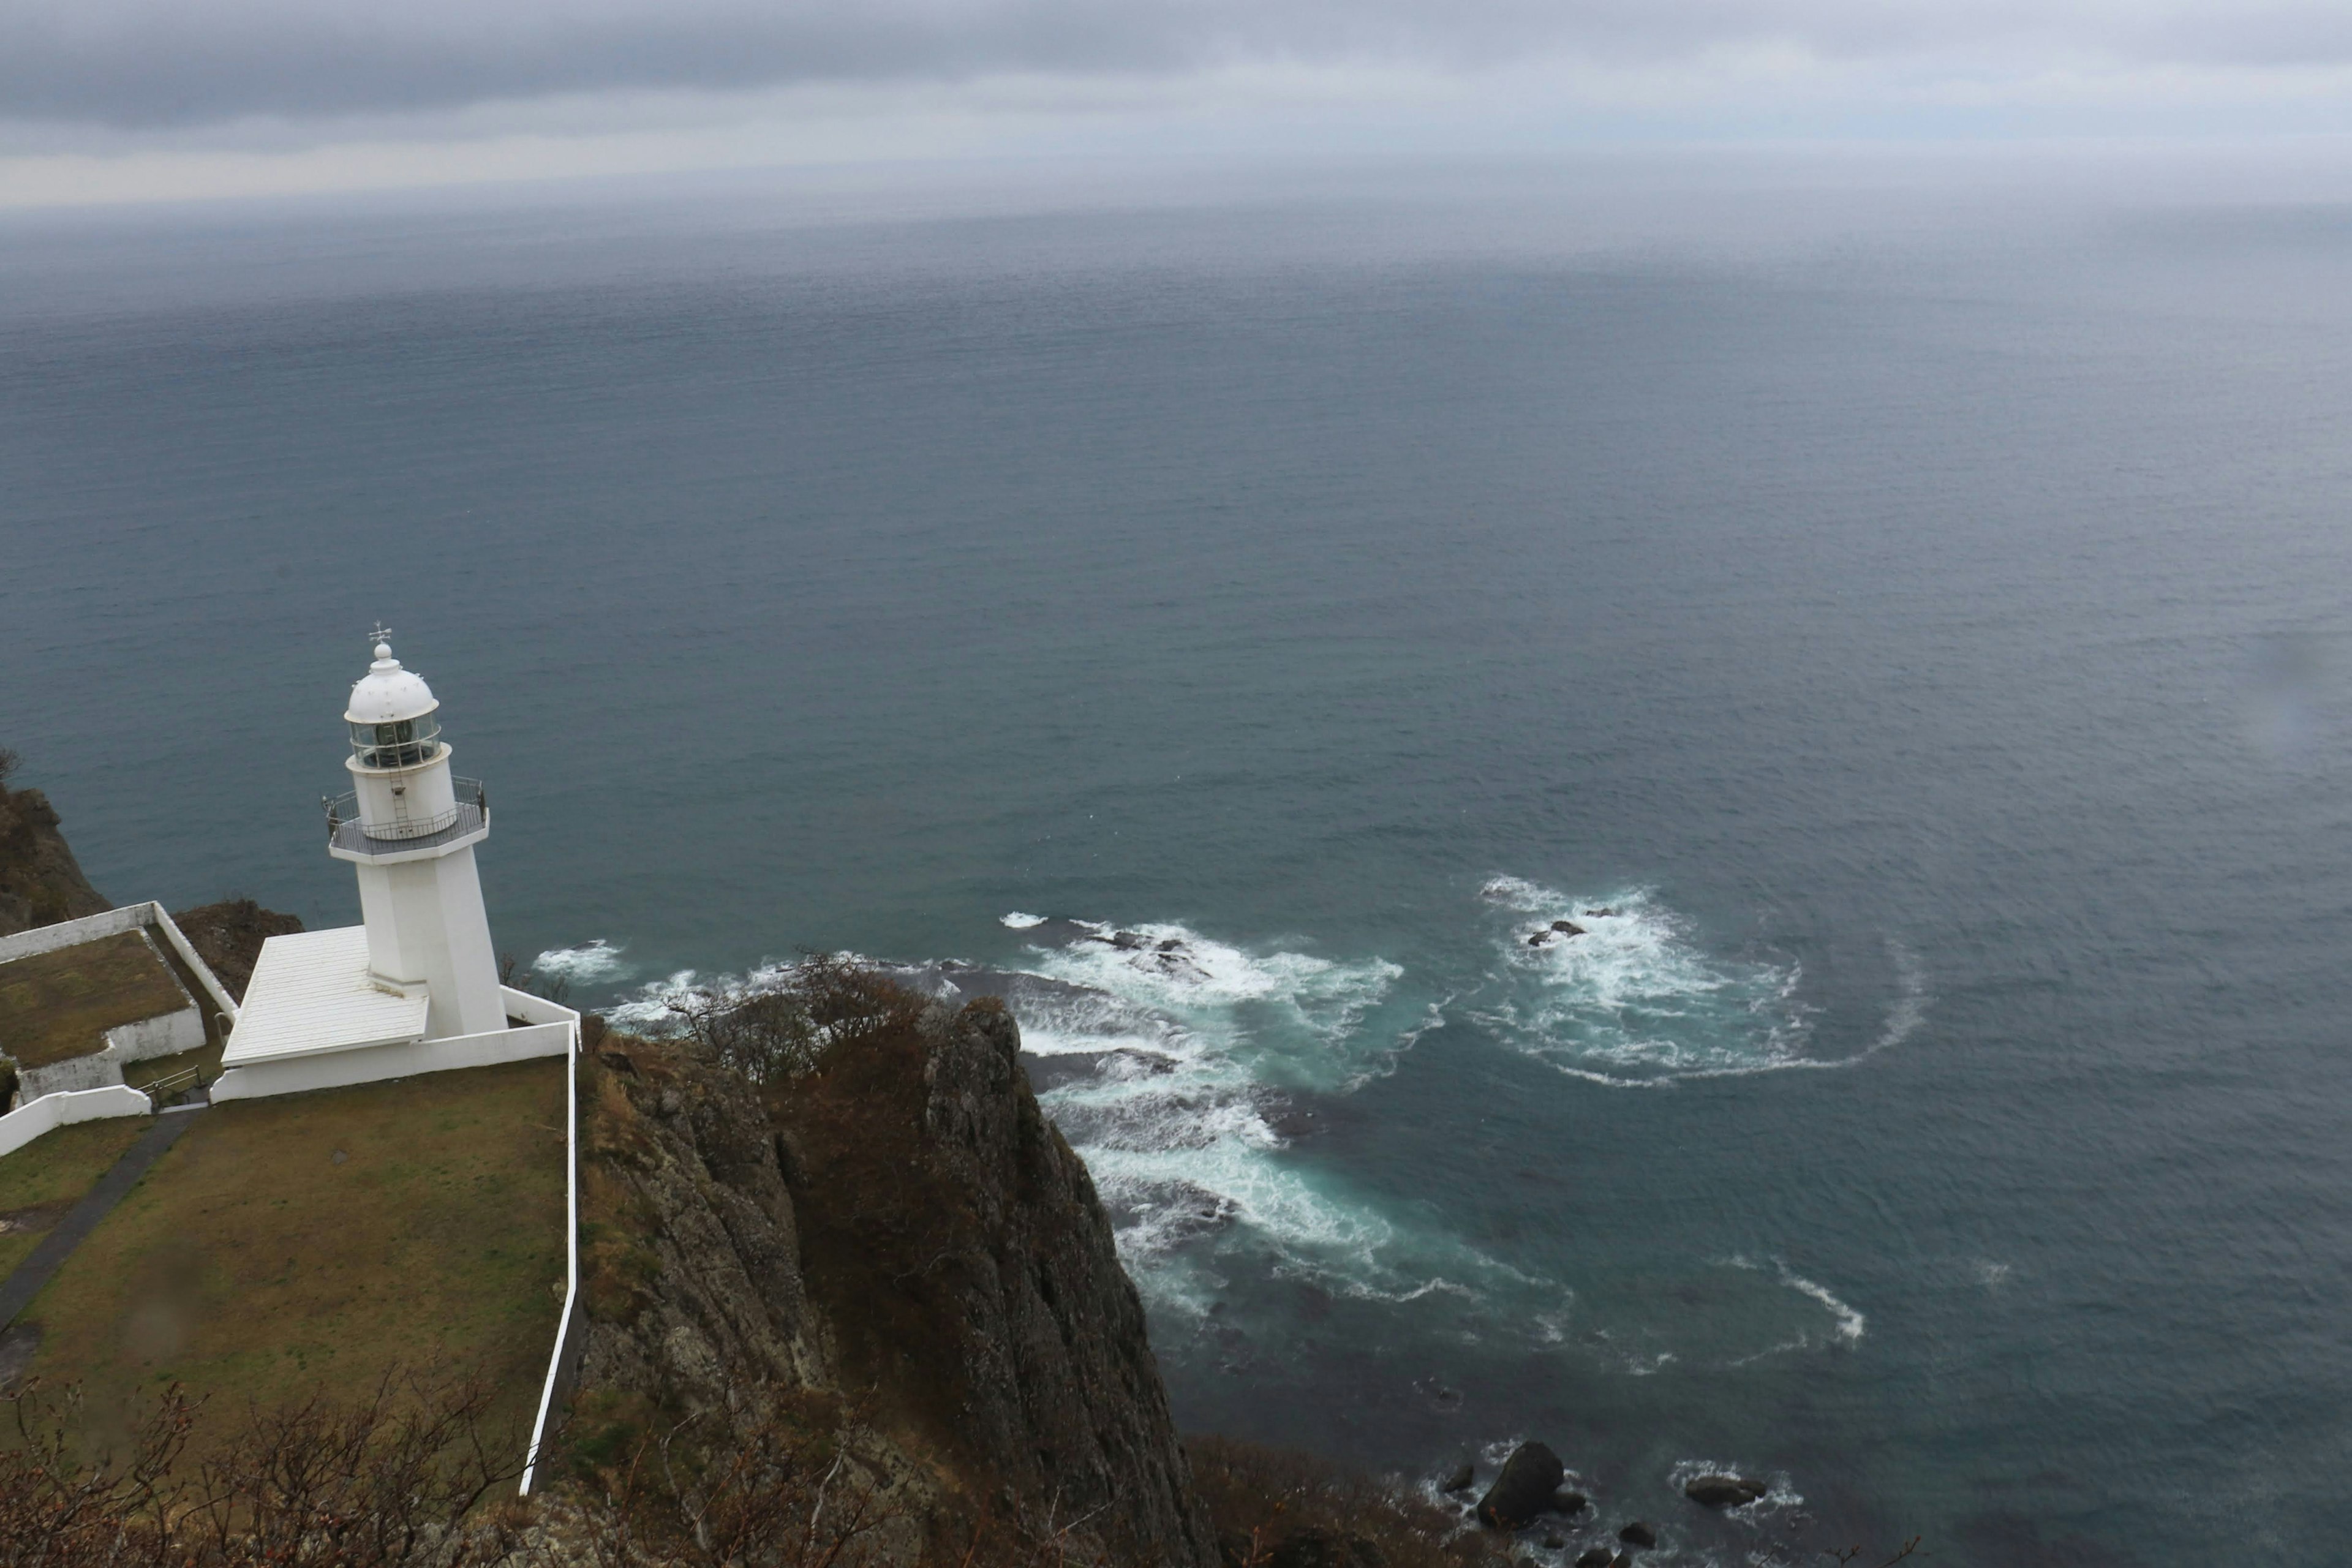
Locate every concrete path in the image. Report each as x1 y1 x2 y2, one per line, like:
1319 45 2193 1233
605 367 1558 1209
0 1107 203 1327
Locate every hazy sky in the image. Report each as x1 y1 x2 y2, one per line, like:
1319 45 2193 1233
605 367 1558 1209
6 0 2352 206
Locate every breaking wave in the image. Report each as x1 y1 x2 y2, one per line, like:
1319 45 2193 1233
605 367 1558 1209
532 938 632 986
1467 876 1919 1085
968 916 1459 1315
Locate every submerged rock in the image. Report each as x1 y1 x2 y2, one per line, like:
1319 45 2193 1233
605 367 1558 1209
1440 1462 1477 1494
1617 1521 1657 1548
1476 1441 1566 1529
1549 1490 1589 1516
1683 1474 1770 1508
1574 1551 1613 1568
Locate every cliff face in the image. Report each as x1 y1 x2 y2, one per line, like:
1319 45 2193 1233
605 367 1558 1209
905 1000 1218 1568
577 998 1216 1568
0 784 109 938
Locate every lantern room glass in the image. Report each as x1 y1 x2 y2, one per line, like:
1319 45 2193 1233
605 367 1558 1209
350 714 441 769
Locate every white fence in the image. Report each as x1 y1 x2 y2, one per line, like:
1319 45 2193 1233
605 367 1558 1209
0 1084 153 1160
209 997 574 1101
518 1014 582 1496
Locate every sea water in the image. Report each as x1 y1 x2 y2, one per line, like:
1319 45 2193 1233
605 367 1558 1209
7 156 2352 1563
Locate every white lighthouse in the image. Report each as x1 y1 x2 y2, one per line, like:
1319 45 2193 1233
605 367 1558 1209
331 635 505 1039
214 631 575 1101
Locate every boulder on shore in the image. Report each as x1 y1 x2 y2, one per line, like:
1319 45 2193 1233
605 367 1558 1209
1439 1462 1476 1494
1476 1441 1565 1529
1683 1474 1770 1509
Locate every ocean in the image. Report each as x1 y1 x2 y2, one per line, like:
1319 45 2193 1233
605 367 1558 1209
6 154 2351 1563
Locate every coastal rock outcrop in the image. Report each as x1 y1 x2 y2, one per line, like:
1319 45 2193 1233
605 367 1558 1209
765 993 1219 1568
0 768 108 938
1683 1474 1770 1508
1476 1441 1566 1528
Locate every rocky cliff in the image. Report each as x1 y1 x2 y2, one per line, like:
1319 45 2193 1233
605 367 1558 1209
573 997 1218 1568
0 772 109 939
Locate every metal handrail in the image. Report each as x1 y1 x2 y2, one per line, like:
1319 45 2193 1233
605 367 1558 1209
323 777 488 844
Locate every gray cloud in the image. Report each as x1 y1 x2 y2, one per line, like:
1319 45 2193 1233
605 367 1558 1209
6 0 2352 130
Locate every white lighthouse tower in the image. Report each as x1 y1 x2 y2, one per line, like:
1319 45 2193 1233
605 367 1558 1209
215 631 575 1101
331 633 505 1040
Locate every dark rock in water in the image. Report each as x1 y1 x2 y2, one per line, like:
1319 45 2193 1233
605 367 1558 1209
1476 1441 1566 1528
1550 919 1586 935
1549 1490 1589 1516
1542 1536 1565 1551
1683 1474 1770 1508
1587 907 1619 918
1110 930 1146 950
1158 938 1185 952
1574 1551 1614 1568
1618 1521 1658 1548
1527 932 1550 946
1440 1461 1477 1494
1265 1529 1382 1568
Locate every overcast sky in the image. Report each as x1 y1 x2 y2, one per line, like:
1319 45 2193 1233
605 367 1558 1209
6 0 2352 206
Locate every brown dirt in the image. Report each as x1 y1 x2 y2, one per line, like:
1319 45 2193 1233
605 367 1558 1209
169 899 304 1003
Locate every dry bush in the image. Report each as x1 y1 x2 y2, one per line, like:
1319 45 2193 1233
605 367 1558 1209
1186 1437 1485 1568
669 952 928 1087
0 1372 524 1568
541 1398 906 1568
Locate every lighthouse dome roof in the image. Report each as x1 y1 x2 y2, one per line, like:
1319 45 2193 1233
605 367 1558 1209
344 642 439 725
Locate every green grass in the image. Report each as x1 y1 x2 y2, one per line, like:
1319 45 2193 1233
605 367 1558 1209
0 931 187 1069
20 1058 567 1460
0 1115 155 1278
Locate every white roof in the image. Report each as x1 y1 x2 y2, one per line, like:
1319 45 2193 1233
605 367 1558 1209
223 926 429 1065
345 642 439 725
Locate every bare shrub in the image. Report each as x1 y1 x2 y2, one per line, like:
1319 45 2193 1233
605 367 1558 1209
0 1373 522 1568
671 954 927 1087
0 1381 194 1568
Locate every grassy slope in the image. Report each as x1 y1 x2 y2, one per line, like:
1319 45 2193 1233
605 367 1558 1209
0 930 187 1069
0 1115 154 1278
23 1058 567 1457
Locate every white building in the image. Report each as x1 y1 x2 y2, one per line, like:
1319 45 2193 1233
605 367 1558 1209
213 635 575 1101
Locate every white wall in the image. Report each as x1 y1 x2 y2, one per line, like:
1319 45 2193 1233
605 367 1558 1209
354 846 504 1041
106 1004 206 1064
0 1084 151 1160
209 995 575 1102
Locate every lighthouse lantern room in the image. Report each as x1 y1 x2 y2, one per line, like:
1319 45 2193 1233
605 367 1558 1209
214 632 574 1101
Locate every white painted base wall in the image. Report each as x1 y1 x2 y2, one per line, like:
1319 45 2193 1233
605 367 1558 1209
209 988 576 1102
0 1085 151 1160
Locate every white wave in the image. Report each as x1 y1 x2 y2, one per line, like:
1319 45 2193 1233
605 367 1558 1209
1874 938 1930 1054
1781 1273 1864 1345
533 938 631 985
1469 879 1812 1085
1718 1254 1866 1351
992 914 1490 1315
1000 911 1047 929
1667 1459 1803 1517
